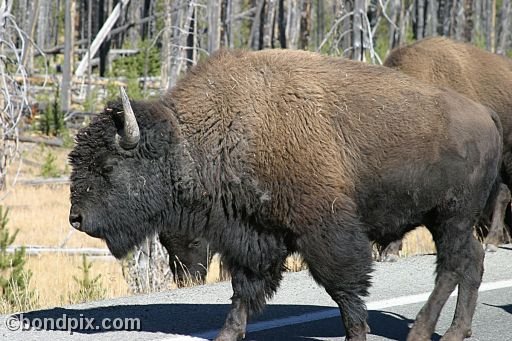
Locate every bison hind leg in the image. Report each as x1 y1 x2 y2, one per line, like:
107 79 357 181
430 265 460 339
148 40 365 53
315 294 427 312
483 183 511 251
439 236 484 341
296 221 373 341
408 216 484 341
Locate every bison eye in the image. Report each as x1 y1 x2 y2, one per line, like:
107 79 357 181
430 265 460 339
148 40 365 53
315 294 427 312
102 159 118 174
188 239 201 249
102 164 114 174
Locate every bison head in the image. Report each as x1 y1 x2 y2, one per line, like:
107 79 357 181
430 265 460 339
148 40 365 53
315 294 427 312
69 88 174 258
159 230 213 286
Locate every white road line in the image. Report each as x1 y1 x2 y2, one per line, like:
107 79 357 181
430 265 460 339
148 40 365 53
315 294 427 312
189 279 512 340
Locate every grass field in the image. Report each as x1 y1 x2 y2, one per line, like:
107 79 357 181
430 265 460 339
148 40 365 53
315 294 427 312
0 143 437 314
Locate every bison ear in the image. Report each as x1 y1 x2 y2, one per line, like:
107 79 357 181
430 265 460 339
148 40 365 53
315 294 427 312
113 87 140 150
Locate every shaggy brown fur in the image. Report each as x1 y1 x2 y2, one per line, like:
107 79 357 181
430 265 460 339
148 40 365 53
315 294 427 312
69 49 502 341
385 37 512 252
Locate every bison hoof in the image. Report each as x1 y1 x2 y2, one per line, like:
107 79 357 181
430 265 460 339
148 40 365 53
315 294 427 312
345 322 370 341
214 334 244 341
407 323 432 341
381 254 399 262
346 336 367 341
485 244 498 252
214 330 245 341
440 326 472 341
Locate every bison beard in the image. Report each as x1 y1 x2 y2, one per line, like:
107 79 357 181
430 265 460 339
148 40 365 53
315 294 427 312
69 49 502 341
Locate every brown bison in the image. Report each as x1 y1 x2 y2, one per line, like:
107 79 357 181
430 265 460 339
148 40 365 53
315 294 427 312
383 37 512 258
69 49 502 341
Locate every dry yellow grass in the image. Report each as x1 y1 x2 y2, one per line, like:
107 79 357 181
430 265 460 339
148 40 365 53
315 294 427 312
3 144 105 249
0 144 128 313
25 254 129 307
401 226 436 257
3 185 106 249
1 181 128 312
7 143 70 181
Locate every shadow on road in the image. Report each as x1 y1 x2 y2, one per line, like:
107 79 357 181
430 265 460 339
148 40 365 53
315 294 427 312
498 245 512 252
15 304 436 340
483 303 512 315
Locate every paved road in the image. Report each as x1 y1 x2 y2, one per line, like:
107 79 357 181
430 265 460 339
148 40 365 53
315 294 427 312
1 245 511 341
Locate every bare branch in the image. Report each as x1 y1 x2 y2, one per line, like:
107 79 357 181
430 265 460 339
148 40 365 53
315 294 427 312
317 11 354 52
0 1 42 189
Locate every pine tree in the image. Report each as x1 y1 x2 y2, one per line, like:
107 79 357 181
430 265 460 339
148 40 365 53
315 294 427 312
71 255 106 303
0 206 34 310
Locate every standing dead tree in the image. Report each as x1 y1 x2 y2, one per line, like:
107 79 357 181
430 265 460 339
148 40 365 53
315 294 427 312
123 235 173 294
75 0 131 77
352 0 365 60
207 0 221 52
316 1 380 63
262 0 277 48
0 0 39 190
169 1 199 88
497 0 511 55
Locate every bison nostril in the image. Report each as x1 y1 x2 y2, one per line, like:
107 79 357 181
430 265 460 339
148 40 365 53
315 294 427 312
69 211 83 230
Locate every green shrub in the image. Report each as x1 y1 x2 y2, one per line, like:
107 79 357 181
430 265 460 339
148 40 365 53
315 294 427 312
70 255 106 303
40 151 61 178
37 87 65 137
107 40 161 101
0 206 35 313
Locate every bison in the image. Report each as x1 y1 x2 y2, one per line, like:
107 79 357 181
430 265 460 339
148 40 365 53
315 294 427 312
383 37 512 257
158 230 213 285
69 49 502 341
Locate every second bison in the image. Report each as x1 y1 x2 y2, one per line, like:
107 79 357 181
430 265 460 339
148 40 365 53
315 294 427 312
383 37 512 257
158 230 215 285
69 49 502 341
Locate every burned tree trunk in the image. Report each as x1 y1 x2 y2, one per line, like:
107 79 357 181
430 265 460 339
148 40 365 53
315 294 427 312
277 0 287 48
464 0 474 42
161 0 172 91
416 0 425 40
352 0 365 60
286 0 302 49
315 0 324 48
249 0 265 50
62 0 75 113
98 0 111 77
425 0 438 37
490 0 497 52
497 0 511 54
263 0 277 48
299 0 312 50
208 0 222 53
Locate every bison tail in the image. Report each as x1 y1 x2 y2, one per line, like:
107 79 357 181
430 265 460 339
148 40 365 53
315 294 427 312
489 109 503 144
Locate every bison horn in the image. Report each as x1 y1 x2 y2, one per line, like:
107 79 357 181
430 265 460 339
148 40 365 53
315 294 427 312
117 87 140 149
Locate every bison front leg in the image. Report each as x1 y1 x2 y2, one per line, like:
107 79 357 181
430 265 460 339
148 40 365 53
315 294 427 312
215 263 286 341
214 228 289 341
215 295 248 341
